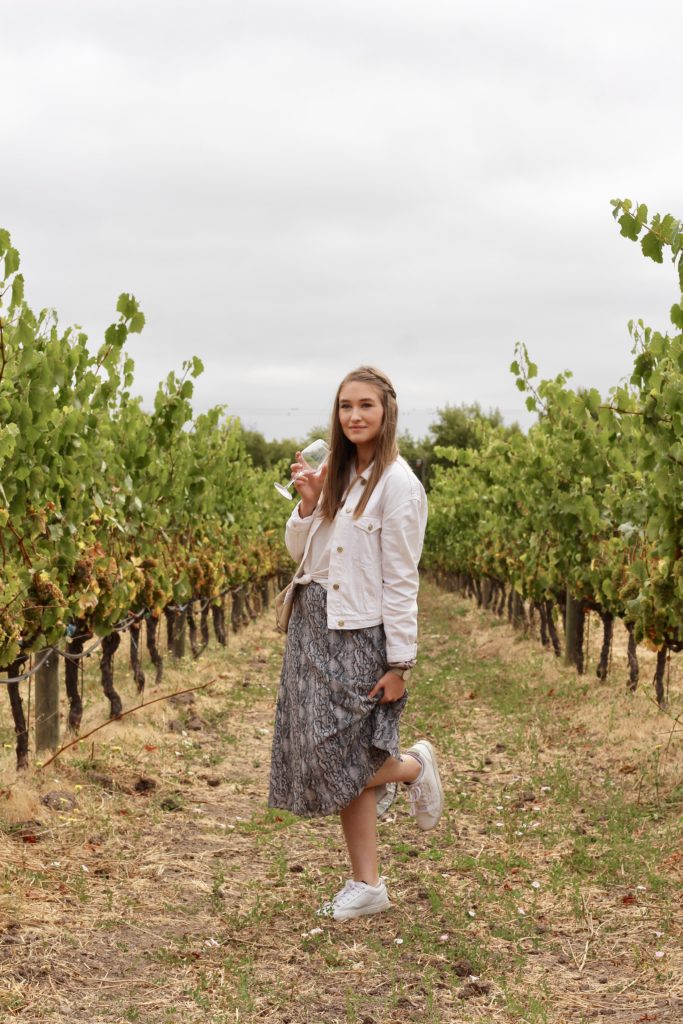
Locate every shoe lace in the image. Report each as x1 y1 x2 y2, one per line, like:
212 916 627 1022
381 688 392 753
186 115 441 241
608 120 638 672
407 781 440 816
334 880 364 907
406 783 423 815
316 880 359 916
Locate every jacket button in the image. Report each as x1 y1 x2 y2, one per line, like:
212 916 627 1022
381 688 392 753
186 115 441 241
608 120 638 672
338 619 344 626
367 524 373 531
337 546 343 553
332 583 339 591
360 479 366 486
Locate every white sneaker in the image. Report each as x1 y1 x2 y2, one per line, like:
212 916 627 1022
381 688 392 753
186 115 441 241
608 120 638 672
404 740 444 830
316 878 391 921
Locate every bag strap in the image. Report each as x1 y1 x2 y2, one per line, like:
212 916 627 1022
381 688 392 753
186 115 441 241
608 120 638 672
291 552 306 583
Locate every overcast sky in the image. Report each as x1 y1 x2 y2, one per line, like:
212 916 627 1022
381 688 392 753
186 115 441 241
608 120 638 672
3 0 681 440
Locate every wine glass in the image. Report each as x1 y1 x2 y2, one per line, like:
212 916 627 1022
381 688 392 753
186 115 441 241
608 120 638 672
274 438 330 500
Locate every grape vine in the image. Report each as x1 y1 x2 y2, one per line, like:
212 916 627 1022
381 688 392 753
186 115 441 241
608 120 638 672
423 199 683 706
0 229 291 763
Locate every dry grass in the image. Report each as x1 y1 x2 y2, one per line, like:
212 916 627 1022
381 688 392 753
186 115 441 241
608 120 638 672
0 583 681 1024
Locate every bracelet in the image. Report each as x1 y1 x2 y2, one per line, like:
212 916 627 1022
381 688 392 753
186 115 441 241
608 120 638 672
387 665 412 680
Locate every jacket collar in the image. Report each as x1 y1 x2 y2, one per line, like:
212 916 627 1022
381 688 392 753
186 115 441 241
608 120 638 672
349 460 374 487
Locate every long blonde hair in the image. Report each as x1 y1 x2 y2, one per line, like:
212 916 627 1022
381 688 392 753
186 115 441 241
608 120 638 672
319 366 399 520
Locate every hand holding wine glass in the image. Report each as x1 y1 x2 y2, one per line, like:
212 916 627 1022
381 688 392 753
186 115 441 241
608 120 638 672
291 451 328 516
274 438 329 515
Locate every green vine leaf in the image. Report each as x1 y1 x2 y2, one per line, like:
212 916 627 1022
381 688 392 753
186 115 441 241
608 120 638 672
641 232 664 263
618 212 641 241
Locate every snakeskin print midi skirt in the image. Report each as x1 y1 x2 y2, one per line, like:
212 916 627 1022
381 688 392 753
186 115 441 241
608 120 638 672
268 581 408 817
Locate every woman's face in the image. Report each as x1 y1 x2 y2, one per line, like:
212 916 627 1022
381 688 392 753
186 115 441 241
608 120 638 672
338 381 384 447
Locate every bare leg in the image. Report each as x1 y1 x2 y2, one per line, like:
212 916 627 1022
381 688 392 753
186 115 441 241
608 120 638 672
339 789 381 885
338 757 422 890
365 754 421 789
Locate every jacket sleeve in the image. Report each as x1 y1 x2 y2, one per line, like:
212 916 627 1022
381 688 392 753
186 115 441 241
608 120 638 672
380 490 427 665
284 501 316 563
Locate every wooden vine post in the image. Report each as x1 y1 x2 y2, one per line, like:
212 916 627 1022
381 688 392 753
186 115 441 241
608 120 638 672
564 585 581 669
172 608 187 660
35 649 60 753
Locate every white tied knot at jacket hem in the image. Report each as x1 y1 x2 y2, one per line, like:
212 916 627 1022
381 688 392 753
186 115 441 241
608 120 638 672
284 456 428 664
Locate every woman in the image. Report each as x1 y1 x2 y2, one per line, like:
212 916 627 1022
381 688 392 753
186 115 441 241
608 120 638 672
268 366 443 920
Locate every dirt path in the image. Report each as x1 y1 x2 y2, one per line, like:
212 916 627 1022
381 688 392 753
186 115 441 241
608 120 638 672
1 583 682 1023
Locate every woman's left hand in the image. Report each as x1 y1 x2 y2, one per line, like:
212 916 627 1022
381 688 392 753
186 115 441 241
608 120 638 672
368 671 406 705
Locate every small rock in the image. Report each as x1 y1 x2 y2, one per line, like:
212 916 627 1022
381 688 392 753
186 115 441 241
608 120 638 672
185 716 204 731
206 777 221 788
41 791 77 812
494 743 507 752
289 864 305 873
168 719 184 733
170 692 195 706
512 790 536 808
134 776 158 794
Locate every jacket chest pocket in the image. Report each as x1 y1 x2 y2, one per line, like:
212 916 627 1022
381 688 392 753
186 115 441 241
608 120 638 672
351 516 382 568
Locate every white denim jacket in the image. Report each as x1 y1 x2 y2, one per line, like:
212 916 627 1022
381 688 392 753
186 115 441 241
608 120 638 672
285 455 428 665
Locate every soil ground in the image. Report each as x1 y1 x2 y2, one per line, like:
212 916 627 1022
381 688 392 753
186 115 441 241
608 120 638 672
1 581 682 1024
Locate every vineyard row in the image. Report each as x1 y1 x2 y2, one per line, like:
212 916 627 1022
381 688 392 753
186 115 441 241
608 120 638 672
0 228 291 769
423 198 683 709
